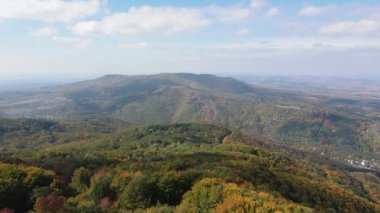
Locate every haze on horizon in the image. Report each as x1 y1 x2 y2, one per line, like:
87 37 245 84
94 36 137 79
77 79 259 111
0 0 380 81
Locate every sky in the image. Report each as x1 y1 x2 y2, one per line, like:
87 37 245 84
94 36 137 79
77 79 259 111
0 0 380 81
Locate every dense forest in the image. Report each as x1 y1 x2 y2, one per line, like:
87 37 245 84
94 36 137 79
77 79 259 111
0 121 379 212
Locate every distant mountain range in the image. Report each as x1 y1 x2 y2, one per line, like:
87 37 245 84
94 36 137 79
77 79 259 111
0 73 379 169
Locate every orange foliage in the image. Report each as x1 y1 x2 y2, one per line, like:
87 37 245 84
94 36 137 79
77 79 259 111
34 193 66 213
99 197 112 209
215 195 256 213
0 208 15 213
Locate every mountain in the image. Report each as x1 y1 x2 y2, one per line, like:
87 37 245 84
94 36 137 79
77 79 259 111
0 73 379 169
0 122 379 212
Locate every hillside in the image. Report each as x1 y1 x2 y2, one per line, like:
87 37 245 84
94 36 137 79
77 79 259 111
0 118 129 152
0 73 379 169
0 122 379 212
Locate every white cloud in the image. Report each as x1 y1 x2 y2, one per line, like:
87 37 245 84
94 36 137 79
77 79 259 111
72 5 210 35
207 6 251 24
29 26 56 37
369 7 380 19
265 7 280 17
233 41 273 51
119 42 149 49
320 19 380 36
217 38 380 53
0 0 102 22
51 36 92 48
298 5 334 16
250 0 266 10
219 41 275 52
237 28 250 36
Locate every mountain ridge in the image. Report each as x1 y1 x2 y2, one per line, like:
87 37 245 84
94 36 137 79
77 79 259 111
0 73 378 169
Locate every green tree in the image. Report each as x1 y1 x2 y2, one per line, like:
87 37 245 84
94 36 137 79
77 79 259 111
89 177 115 202
157 171 197 205
70 167 91 193
120 176 156 210
179 178 225 213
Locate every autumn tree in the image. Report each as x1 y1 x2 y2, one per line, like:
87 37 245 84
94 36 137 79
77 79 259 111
33 193 66 213
70 167 91 193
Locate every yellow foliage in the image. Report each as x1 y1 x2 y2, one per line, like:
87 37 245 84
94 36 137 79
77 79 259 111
23 167 54 187
215 195 256 213
111 170 143 192
222 135 236 144
223 183 243 197
257 191 273 200
198 178 224 185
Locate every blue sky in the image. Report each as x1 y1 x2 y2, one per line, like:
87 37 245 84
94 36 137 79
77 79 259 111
0 0 380 81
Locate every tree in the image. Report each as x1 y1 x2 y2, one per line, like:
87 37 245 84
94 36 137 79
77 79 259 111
89 177 115 202
179 178 225 213
0 208 15 213
33 193 66 213
120 176 156 210
215 195 256 213
157 171 197 205
70 167 91 193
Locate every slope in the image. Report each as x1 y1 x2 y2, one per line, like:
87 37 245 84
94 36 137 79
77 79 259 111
0 123 379 212
0 73 378 169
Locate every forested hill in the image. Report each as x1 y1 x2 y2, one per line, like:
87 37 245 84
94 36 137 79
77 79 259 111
0 122 379 212
0 73 379 170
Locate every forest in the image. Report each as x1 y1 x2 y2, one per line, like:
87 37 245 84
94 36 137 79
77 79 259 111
0 121 379 212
